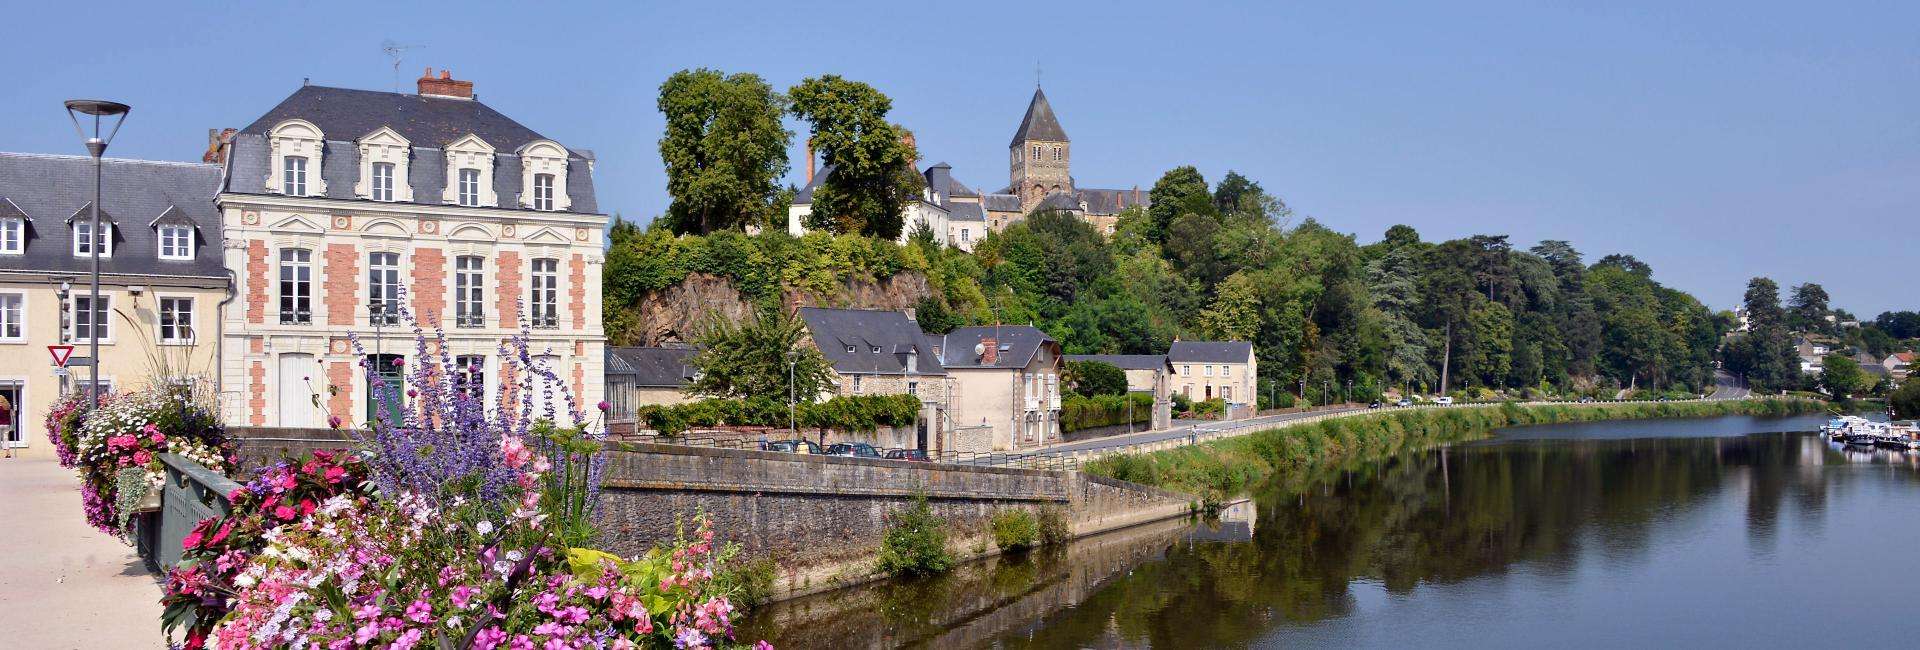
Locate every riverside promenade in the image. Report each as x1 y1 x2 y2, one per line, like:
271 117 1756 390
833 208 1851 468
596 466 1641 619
0 449 164 648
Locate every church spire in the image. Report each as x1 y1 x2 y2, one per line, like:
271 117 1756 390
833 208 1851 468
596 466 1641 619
1010 86 1069 148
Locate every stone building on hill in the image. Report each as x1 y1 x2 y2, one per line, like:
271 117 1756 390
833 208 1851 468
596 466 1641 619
986 87 1149 236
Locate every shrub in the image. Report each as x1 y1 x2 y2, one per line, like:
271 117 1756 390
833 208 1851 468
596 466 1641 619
878 494 952 576
1037 506 1072 546
1065 361 1128 397
990 509 1039 551
1061 392 1155 431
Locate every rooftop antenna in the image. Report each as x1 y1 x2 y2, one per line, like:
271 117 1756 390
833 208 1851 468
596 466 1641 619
381 39 421 92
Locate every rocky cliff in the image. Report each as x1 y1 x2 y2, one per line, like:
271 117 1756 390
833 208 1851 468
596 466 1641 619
621 272 933 346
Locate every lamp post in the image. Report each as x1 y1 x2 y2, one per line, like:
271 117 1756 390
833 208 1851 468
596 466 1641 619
64 100 130 414
787 355 797 435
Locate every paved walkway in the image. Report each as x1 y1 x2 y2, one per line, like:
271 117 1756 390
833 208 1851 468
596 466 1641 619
0 448 165 648
1040 406 1366 455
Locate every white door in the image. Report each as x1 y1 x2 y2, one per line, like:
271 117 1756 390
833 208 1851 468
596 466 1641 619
277 353 318 427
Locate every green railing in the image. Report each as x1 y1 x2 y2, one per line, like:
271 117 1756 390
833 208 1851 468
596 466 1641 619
150 453 243 570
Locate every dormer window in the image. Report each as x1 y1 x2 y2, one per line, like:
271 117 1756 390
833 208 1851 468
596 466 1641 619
871 346 882 354
158 224 193 260
845 345 856 353
73 222 111 258
282 156 308 196
0 217 22 255
532 173 555 211
457 169 481 207
371 162 395 201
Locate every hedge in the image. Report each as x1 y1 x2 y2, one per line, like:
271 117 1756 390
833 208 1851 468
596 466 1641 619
638 393 920 436
1061 392 1155 432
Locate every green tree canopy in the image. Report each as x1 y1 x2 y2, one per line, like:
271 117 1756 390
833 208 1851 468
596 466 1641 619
685 305 835 401
1818 354 1869 398
787 75 922 239
656 69 791 234
1065 360 1128 397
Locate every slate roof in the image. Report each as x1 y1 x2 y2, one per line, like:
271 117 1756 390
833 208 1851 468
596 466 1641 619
1168 340 1255 364
946 201 985 222
1035 192 1082 213
224 85 599 214
1076 187 1147 215
609 346 700 387
1010 87 1069 146
793 164 832 205
940 325 1057 369
983 194 1022 212
0 152 226 281
1065 354 1172 371
798 307 945 376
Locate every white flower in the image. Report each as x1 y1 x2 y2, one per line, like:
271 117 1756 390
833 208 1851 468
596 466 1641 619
475 521 494 536
504 549 524 563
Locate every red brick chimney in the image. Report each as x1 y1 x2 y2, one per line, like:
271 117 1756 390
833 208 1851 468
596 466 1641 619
202 127 236 165
901 130 917 171
804 138 815 185
980 337 998 365
417 67 474 99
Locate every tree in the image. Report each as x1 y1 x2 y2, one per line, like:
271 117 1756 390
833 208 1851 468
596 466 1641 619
1788 283 1832 333
685 306 835 401
1197 272 1262 342
787 75 922 239
1873 311 1920 339
1892 380 1920 419
656 69 792 234
912 295 959 335
1065 360 1128 397
1145 166 1211 244
1818 354 1869 398
1593 254 1653 278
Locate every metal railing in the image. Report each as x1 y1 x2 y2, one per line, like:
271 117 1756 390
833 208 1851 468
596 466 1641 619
149 453 243 570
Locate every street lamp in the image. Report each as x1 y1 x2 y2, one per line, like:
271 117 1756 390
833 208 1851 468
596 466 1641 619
64 99 130 414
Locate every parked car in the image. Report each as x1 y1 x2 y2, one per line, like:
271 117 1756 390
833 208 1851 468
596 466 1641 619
884 449 930 462
825 443 884 458
1396 398 1413 407
762 440 822 454
1435 396 1454 405
1578 396 1595 403
1368 401 1383 409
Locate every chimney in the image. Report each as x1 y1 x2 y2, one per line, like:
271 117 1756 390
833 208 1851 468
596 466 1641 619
900 130 918 171
417 67 474 99
202 127 236 165
926 164 952 204
804 138 815 185
980 337 998 365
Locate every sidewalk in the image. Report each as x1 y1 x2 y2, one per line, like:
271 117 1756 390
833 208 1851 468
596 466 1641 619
0 448 165 648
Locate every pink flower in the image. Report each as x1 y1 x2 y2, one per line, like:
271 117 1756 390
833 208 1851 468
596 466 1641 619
755 642 776 650
596 400 610 412
327 415 343 429
354 623 380 645
474 627 507 650
324 465 346 483
405 598 433 624
274 505 296 520
132 450 152 466
391 627 423 650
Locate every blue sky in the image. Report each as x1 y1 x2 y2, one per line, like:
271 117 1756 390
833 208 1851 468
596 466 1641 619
2 1 1913 315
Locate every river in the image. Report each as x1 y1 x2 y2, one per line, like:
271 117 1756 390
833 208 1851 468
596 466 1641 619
737 413 1920 648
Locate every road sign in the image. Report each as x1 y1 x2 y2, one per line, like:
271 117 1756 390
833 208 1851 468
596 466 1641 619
65 357 95 367
52 367 69 377
48 345 74 367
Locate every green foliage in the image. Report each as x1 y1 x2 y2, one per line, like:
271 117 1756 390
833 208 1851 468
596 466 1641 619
638 393 919 436
1819 354 1870 398
989 509 1040 552
878 494 952 576
686 304 835 400
787 75 922 239
1036 506 1071 546
1065 360 1128 397
1891 381 1920 420
1061 392 1155 431
656 68 791 234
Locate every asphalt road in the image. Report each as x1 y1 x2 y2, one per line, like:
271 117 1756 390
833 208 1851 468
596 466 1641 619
1707 370 1751 400
1041 406 1367 455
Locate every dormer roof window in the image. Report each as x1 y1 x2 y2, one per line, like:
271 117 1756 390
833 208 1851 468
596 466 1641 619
67 202 113 258
443 134 497 207
266 119 326 197
517 140 570 211
150 206 197 260
355 126 412 202
0 197 28 255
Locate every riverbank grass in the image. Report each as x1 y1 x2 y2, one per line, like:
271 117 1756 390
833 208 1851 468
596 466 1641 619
1085 398 1825 500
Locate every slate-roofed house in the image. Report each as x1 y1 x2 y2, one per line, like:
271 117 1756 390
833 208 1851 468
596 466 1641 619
1168 340 1258 419
1000 86 1149 236
213 69 608 430
0 152 229 453
1064 354 1175 431
604 346 700 433
795 307 947 450
938 325 1064 451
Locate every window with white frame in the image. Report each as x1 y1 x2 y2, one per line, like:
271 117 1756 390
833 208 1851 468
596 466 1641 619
371 162 395 202
1204 365 1213 377
71 294 110 341
0 293 22 340
279 248 311 324
852 375 863 394
73 222 110 257
457 169 481 207
529 258 559 328
455 256 485 327
369 252 400 325
159 297 193 344
0 218 21 254
158 224 193 260
456 354 487 401
283 156 308 196
960 228 970 243
532 173 555 211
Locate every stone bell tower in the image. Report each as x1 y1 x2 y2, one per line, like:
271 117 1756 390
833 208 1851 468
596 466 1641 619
1009 87 1072 211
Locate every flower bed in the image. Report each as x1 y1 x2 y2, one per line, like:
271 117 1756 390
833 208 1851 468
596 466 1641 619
48 383 234 536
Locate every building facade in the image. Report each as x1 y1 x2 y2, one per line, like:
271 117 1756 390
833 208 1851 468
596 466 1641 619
0 153 229 454
938 325 1064 451
986 87 1148 236
795 307 948 450
1169 340 1257 418
213 71 608 429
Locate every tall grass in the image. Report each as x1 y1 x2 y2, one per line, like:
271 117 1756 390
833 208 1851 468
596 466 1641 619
1084 398 1823 500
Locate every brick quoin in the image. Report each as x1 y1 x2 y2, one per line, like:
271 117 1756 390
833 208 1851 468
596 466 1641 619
248 361 266 425
568 253 585 329
412 247 446 327
327 361 354 422
571 362 584 411
496 250 523 322
324 243 360 327
246 240 268 324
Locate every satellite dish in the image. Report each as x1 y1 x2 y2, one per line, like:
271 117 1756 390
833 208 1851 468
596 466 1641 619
974 342 986 357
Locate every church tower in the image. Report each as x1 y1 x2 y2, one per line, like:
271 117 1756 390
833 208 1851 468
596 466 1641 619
1009 87 1072 211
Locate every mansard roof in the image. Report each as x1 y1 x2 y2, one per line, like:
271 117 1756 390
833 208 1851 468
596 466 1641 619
798 307 946 376
0 152 226 280
1010 87 1069 147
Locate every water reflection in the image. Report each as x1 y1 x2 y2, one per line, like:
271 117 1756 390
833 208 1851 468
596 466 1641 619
739 417 1920 648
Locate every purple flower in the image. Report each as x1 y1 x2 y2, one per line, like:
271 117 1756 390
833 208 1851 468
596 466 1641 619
328 415 343 429
596 401 610 412
392 358 406 367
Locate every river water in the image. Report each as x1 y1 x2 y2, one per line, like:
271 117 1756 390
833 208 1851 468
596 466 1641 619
738 414 1920 648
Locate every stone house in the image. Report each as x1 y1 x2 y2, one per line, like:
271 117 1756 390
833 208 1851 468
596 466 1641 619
0 153 229 455
1169 340 1258 419
211 70 608 428
1063 353 1175 431
795 306 947 450
937 325 1064 452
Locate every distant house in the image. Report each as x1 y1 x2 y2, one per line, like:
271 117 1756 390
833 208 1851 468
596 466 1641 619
795 307 947 450
603 346 698 436
938 326 1064 452
1168 340 1258 419
1064 354 1175 431
1886 352 1914 382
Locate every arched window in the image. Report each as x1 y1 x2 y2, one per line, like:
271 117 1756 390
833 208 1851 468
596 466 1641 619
1052 146 1061 162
